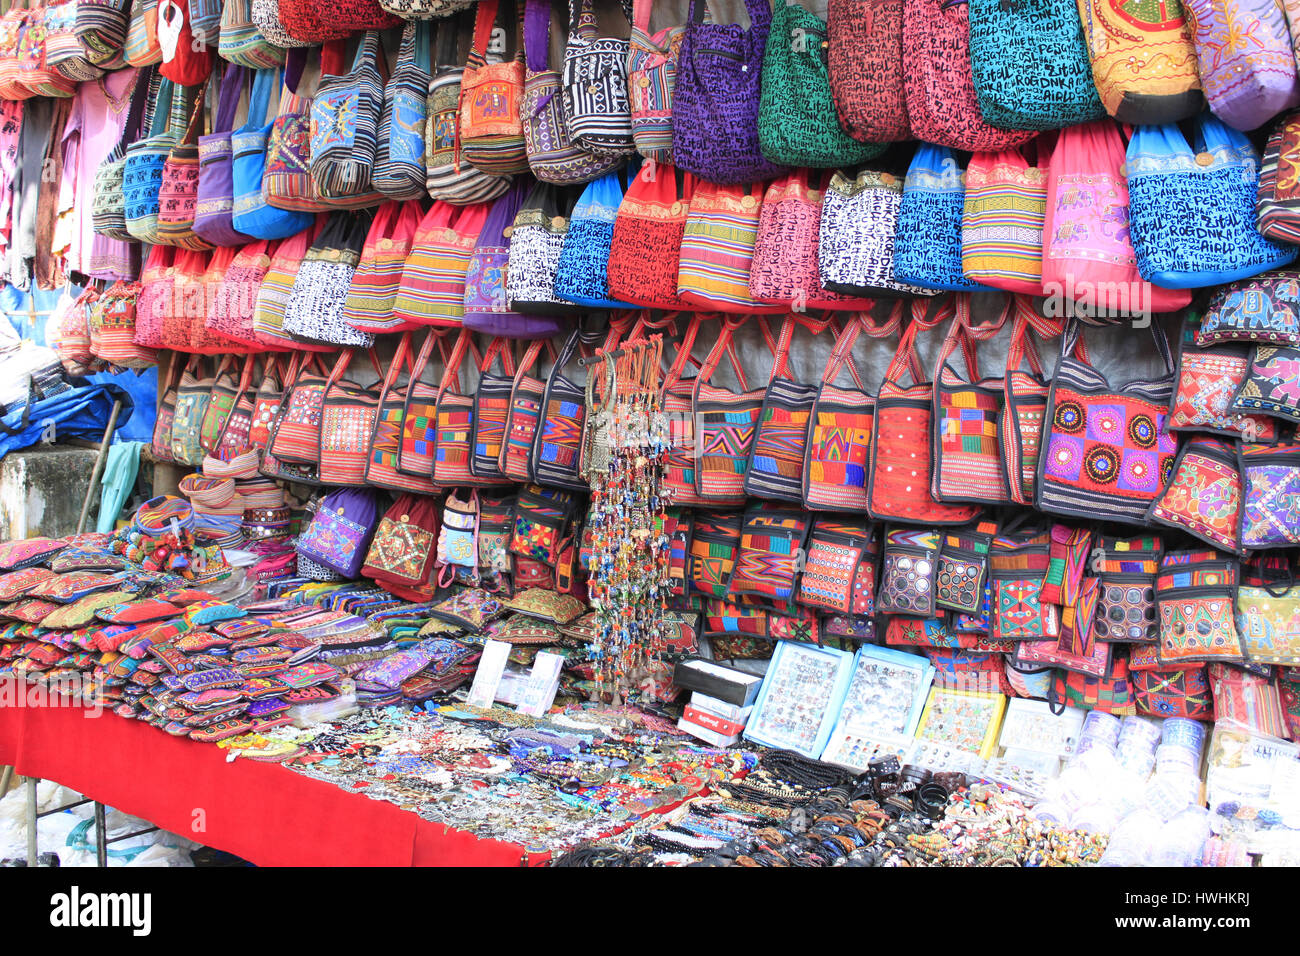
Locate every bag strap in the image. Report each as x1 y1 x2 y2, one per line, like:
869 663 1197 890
821 315 870 390
479 337 517 376
524 0 550 72
178 82 207 146
509 336 558 395
212 63 244 135
116 64 157 152
146 77 175 138
769 314 829 383
438 328 485 398
379 331 414 399
468 0 500 69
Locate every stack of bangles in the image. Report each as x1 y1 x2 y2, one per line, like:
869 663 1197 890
733 799 893 867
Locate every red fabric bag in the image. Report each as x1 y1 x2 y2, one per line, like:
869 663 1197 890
606 163 697 310
318 347 385 487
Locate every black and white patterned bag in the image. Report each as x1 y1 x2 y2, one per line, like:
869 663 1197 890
562 0 635 159
283 211 377 347
819 169 935 298
507 179 583 313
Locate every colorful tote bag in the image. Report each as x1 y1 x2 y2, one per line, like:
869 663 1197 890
935 521 997 615
267 351 332 465
693 318 771 506
554 164 638 308
658 317 710 508
867 302 983 526
396 329 449 480
561 0 635 159
532 330 590 492
757 0 884 168
219 0 285 70
1237 580 1300 667
363 332 439 494
725 503 811 610
432 329 491 487
1183 0 1298 132
318 348 384 487
901 0 1036 152
232 67 314 240
505 179 583 315
989 528 1059 643
930 297 1010 506
999 300 1063 506
263 44 347 214
961 144 1048 295
1238 442 1300 550
606 163 697 310
688 510 743 600
458 0 529 178
171 357 215 465
1042 121 1191 316
1131 659 1213 719
1050 653 1136 716
893 143 986 293
296 487 383 579
1230 344 1300 423
797 518 878 617
373 20 432 202
123 77 184 243
876 527 941 617
1036 320 1179 525
1076 0 1204 125
470 337 523 482
193 64 252 248
803 312 890 512
1169 343 1278 440
499 336 554 483
1127 115 1298 289
361 493 441 598
1196 270 1300 347
156 85 212 251
343 200 424 334
309 32 385 205
967 0 1105 131
828 0 908 143
677 180 783 314
392 200 491 329
819 169 934 298
627 0 684 163
1146 436 1243 553
1257 111 1300 244
745 317 827 503
1155 550 1244 666
251 220 330 349
671 0 787 184
283 211 376 347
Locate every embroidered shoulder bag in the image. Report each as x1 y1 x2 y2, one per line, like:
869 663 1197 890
318 346 385 487
459 0 529 177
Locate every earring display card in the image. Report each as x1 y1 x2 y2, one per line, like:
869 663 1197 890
743 640 854 759
915 685 1008 759
466 638 511 709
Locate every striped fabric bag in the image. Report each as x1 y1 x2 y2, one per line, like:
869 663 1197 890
678 180 784 314
397 330 450 479
374 20 432 202
344 201 424 334
562 0 635 159
219 0 285 69
392 200 491 328
499 338 555 482
310 32 385 204
470 337 523 482
627 0 684 163
962 146 1048 295
1257 110 1300 246
251 219 334 350
75 0 132 70
744 316 825 503
693 317 773 506
432 329 491 487
532 329 591 492
1000 298 1063 506
661 315 710 507
123 0 161 67
264 44 346 214
458 0 529 178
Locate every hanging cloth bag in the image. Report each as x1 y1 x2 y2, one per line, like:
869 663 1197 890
606 162 697 310
499 335 557 482
1183 0 1299 131
232 66 314 239
627 0 686 163
318 346 386 487
677 179 784 314
828 0 909 143
561 0 634 159
458 0 530 177
156 82 213 251
310 31 386 204
194 63 253 247
374 20 433 202
344 200 426 334
283 211 377 347
961 143 1049 295
365 330 440 495
894 144 988 293
553 162 639 308
392 199 491 328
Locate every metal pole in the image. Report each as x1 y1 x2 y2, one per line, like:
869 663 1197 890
75 399 123 535
94 802 107 868
0 765 12 798
25 777 37 866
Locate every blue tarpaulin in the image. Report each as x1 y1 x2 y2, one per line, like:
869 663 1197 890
0 382 135 460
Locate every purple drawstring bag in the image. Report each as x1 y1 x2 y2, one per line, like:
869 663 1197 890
1185 0 1300 131
462 177 565 339
296 487 384 579
671 0 790 185
194 64 254 247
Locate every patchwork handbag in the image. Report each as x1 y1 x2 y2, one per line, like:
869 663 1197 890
745 316 828 503
373 20 432 202
747 169 875 312
1169 341 1280 440
1237 575 1300 667
561 0 634 159
893 144 986 293
688 510 743 600
693 317 773 506
396 329 451 480
677 180 785 314
1156 549 1244 666
318 348 384 487
361 493 441 601
392 200 491 328
828 0 908 143
152 355 191 462
1258 111 1300 244
1229 344 1300 423
797 518 878 618
197 355 248 454
219 0 285 70
725 504 811 611
931 296 1011 505
499 336 556 482
989 527 1060 643
757 0 883 168
1147 436 1243 553
819 169 933 298
1238 441 1300 550
999 300 1063 506
1077 0 1203 125
1036 319 1179 525
194 64 253 247
1183 0 1298 132
1196 270 1300 347
532 329 592 492
877 528 941 617
935 521 998 615
364 332 438 495
283 211 376 347
463 178 563 338
803 311 893 512
343 200 425 334
671 0 787 184
967 0 1105 131
510 484 577 564
901 0 1036 152
868 301 983 526
553 163 639 308
1049 653 1136 716
232 67 314 240
1127 115 1298 289
267 350 333 465
626 0 685 163
425 10 513 205
1014 577 1110 676
310 32 385 204
458 0 529 178
431 328 492 487
1042 120 1191 315
296 487 383 579
505 179 583 314
470 337 521 482
1092 534 1162 643
263 43 347 214
961 144 1048 295
606 162 697 310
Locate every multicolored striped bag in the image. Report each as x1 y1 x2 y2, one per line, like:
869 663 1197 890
310 32 385 204
470 337 521 483
343 200 424 334
373 20 431 202
660 314 709 508
999 299 1063 506
318 347 385 487
532 329 591 492
689 510 743 600
499 337 555 482
392 200 490 329
1258 111 1300 245
961 145 1047 295
432 329 490 487
458 0 529 178
251 219 333 350
626 0 684 163
693 317 772 506
267 349 334 466
726 503 811 610
218 0 285 70
677 180 784 314
397 329 450 480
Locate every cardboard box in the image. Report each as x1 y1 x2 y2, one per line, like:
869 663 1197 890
671 658 762 708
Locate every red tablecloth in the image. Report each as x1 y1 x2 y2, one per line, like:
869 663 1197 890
0 702 548 867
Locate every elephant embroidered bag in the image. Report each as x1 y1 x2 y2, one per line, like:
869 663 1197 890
1126 115 1298 288
828 0 908 143
1237 575 1300 666
1146 436 1243 553
1169 341 1277 440
459 0 529 178
1037 320 1178 525
893 144 987 292
901 0 1036 152
1183 0 1298 132
672 0 788 184
1195 270 1300 347
758 0 884 168
1229 344 1300 423
1238 441 1300 550
967 0 1105 130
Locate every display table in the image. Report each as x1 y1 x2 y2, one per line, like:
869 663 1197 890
0 703 546 867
